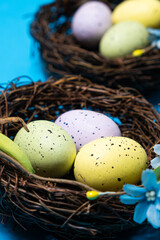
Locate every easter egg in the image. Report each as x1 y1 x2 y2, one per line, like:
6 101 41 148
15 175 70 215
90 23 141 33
74 137 148 191
99 21 149 58
112 0 160 28
14 120 76 177
55 109 121 151
71 1 112 48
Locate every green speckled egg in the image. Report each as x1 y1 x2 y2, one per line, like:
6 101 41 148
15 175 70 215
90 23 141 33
99 21 149 58
74 136 148 191
14 120 76 177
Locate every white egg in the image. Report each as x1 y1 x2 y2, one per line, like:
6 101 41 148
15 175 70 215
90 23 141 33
72 1 112 48
55 109 121 151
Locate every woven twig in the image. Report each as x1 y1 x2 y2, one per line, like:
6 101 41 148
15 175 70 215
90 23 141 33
30 0 160 92
0 75 160 239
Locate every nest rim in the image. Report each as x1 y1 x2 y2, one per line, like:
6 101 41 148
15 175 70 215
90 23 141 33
0 75 160 239
30 0 160 92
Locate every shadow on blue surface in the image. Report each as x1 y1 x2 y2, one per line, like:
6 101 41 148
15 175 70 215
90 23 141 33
0 216 58 240
2 218 160 240
117 224 160 240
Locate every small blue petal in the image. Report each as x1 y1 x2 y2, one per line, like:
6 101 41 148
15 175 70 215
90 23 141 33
155 200 160 210
151 40 160 49
157 189 160 197
155 183 160 193
156 40 160 49
133 201 149 224
147 204 160 229
154 145 160 155
123 184 146 197
142 170 157 190
147 28 160 37
151 156 160 169
120 195 142 205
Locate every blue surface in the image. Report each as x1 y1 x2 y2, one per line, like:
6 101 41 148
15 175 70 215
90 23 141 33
1 0 160 239
0 0 51 85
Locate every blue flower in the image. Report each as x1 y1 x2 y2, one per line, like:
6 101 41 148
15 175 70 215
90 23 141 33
120 169 160 229
148 28 160 49
151 144 160 169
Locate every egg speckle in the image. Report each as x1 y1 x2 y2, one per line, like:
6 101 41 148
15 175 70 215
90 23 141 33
74 137 148 191
71 1 112 48
55 109 121 151
14 120 76 177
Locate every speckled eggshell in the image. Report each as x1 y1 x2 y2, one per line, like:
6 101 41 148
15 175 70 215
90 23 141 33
55 109 121 151
71 1 112 48
99 21 149 58
14 120 76 177
74 137 148 191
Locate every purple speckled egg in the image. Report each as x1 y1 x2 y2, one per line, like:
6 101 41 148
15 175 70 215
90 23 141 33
71 1 112 48
55 109 121 151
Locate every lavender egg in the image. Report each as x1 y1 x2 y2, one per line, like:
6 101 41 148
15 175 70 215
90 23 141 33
55 109 121 151
71 1 112 48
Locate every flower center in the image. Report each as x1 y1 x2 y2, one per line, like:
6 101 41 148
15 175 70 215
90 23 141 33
145 190 156 202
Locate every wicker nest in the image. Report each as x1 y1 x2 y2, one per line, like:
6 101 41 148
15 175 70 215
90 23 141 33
30 0 160 93
0 75 160 239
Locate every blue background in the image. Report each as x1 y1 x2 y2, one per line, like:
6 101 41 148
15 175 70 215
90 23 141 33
0 0 51 85
0 0 160 239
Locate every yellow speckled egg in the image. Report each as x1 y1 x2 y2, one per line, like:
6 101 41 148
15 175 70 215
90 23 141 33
74 137 148 191
112 0 160 28
14 120 76 178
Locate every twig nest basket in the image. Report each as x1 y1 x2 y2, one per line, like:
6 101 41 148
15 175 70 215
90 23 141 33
30 0 160 92
0 75 160 239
